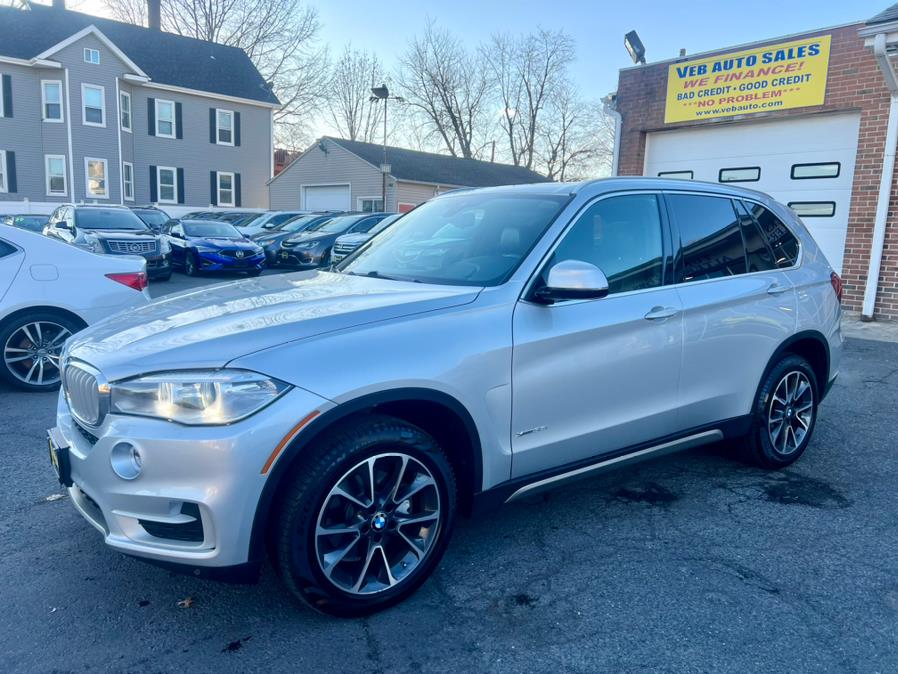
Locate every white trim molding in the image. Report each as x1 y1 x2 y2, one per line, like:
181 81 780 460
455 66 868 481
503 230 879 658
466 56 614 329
119 89 132 132
156 166 178 204
83 47 100 65
0 151 7 193
216 108 235 146
83 157 109 199
135 78 279 109
34 25 149 78
122 161 134 202
44 155 68 197
41 80 64 123
216 171 236 207
357 196 384 212
81 83 106 128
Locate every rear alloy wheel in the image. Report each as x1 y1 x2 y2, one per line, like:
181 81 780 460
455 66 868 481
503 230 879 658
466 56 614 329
185 254 199 276
0 313 80 391
743 354 818 469
271 415 456 616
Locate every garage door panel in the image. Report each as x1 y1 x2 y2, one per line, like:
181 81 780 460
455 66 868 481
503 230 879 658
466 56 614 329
303 185 351 211
644 113 861 273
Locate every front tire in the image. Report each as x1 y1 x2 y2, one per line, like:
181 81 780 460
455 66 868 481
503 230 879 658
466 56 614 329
184 254 199 276
271 414 457 616
743 354 819 469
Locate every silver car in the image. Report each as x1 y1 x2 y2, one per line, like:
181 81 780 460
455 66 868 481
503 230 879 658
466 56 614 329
49 179 842 616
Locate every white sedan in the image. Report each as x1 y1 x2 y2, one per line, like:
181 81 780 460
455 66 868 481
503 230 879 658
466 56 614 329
0 225 150 391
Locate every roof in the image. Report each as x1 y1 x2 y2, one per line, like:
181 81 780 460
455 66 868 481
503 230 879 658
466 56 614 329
0 4 278 105
868 4 898 25
324 137 550 187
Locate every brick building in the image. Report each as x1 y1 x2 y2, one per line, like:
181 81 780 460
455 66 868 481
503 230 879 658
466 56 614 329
610 7 898 321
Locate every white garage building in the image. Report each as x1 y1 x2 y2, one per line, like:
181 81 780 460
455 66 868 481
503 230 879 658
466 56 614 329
269 136 548 214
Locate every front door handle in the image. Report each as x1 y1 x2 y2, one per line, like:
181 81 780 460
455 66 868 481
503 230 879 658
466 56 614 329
767 283 790 295
644 306 680 320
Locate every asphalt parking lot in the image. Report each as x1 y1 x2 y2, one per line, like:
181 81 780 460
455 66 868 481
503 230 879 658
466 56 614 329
1 282 897 671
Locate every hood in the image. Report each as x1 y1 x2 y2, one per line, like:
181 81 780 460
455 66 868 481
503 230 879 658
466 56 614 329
336 233 372 246
253 231 291 244
188 236 259 250
66 271 481 380
86 229 157 239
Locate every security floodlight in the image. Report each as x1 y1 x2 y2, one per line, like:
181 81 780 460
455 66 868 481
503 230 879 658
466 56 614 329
371 85 389 100
625 30 646 65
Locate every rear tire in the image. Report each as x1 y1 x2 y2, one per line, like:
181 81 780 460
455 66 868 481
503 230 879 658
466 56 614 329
185 254 199 276
0 311 82 392
247 267 262 277
270 414 457 617
743 354 819 469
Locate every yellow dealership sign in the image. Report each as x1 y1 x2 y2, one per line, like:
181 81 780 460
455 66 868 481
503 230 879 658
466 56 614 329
664 35 831 123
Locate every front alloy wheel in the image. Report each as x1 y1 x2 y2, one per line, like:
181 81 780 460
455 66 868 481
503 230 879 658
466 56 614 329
271 415 456 616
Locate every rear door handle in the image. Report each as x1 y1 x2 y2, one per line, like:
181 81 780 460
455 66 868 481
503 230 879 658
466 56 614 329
767 283 790 295
644 306 680 320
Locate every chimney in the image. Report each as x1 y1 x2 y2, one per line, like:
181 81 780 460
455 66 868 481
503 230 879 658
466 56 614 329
52 0 65 9
147 0 161 30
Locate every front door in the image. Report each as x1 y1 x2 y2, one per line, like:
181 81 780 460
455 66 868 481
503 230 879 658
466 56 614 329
511 193 684 478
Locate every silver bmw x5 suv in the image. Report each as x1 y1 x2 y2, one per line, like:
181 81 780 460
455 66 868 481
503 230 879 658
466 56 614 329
49 178 842 616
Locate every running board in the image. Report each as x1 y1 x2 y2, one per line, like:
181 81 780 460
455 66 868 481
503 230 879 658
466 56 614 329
504 429 723 503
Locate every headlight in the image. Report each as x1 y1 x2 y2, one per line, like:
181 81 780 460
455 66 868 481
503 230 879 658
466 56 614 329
292 241 318 249
159 238 172 254
109 369 292 425
194 246 217 254
82 235 102 253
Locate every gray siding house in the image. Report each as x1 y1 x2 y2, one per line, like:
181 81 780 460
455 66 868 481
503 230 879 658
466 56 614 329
0 3 278 211
269 137 549 213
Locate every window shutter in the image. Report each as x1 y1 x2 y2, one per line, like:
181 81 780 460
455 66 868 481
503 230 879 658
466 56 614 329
147 98 155 136
176 167 185 204
1 75 11 117
175 102 183 139
149 165 157 202
210 171 217 206
234 112 241 146
235 173 241 207
6 151 16 193
209 108 216 144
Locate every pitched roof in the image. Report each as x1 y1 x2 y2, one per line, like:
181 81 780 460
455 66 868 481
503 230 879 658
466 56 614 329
867 4 898 25
0 4 278 105
325 137 550 187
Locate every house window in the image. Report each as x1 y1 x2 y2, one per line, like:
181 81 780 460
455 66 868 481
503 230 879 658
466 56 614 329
358 197 384 213
658 170 693 180
41 81 63 122
217 171 235 207
84 157 108 198
216 109 234 145
155 99 175 138
120 91 131 132
122 161 134 201
0 151 6 193
45 155 67 196
83 48 100 65
157 166 177 203
788 201 836 218
791 162 841 180
82 84 105 127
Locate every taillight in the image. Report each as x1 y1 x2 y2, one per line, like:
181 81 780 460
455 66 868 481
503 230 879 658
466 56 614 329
830 271 843 303
106 271 148 291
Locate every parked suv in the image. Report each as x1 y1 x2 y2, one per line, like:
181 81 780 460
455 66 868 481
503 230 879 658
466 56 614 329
45 205 171 280
48 179 842 616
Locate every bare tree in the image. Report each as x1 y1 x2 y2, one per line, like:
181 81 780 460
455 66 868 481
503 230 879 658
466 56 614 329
104 0 329 148
326 47 384 143
397 22 491 159
486 29 575 170
537 82 614 181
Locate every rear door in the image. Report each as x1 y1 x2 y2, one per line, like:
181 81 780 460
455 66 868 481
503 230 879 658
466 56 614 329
666 192 797 429
0 237 24 303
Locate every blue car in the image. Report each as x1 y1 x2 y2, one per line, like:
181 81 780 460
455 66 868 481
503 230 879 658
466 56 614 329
167 219 265 276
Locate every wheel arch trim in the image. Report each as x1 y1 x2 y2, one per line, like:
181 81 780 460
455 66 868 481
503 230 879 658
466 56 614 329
756 330 831 405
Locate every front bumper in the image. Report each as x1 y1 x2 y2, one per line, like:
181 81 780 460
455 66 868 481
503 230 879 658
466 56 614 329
52 384 328 569
197 250 265 272
145 254 171 278
276 246 328 268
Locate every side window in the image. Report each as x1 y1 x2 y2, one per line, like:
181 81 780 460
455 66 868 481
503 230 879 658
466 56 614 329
172 224 184 237
734 200 776 272
744 201 800 268
550 193 664 295
0 239 17 259
667 193 746 282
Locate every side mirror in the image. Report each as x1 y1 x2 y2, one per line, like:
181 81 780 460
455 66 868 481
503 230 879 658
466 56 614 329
533 260 609 304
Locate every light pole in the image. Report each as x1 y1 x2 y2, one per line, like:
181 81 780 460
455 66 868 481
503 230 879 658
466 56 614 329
370 84 403 210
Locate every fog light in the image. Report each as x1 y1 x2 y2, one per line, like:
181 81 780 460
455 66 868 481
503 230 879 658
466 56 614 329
110 442 142 480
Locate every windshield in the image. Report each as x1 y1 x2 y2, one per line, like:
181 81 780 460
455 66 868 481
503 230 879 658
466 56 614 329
278 215 322 233
183 221 242 238
311 216 362 234
352 216 389 234
261 212 302 229
340 192 569 286
238 213 267 228
134 211 168 227
13 215 48 231
76 208 148 231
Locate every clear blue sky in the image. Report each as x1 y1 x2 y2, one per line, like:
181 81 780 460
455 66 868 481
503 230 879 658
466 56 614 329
316 0 889 100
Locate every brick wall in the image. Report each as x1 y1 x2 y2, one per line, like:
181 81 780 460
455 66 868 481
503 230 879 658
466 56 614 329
615 24 898 320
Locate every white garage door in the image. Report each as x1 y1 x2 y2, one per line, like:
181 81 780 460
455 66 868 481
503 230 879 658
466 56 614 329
303 185 351 211
644 113 861 272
